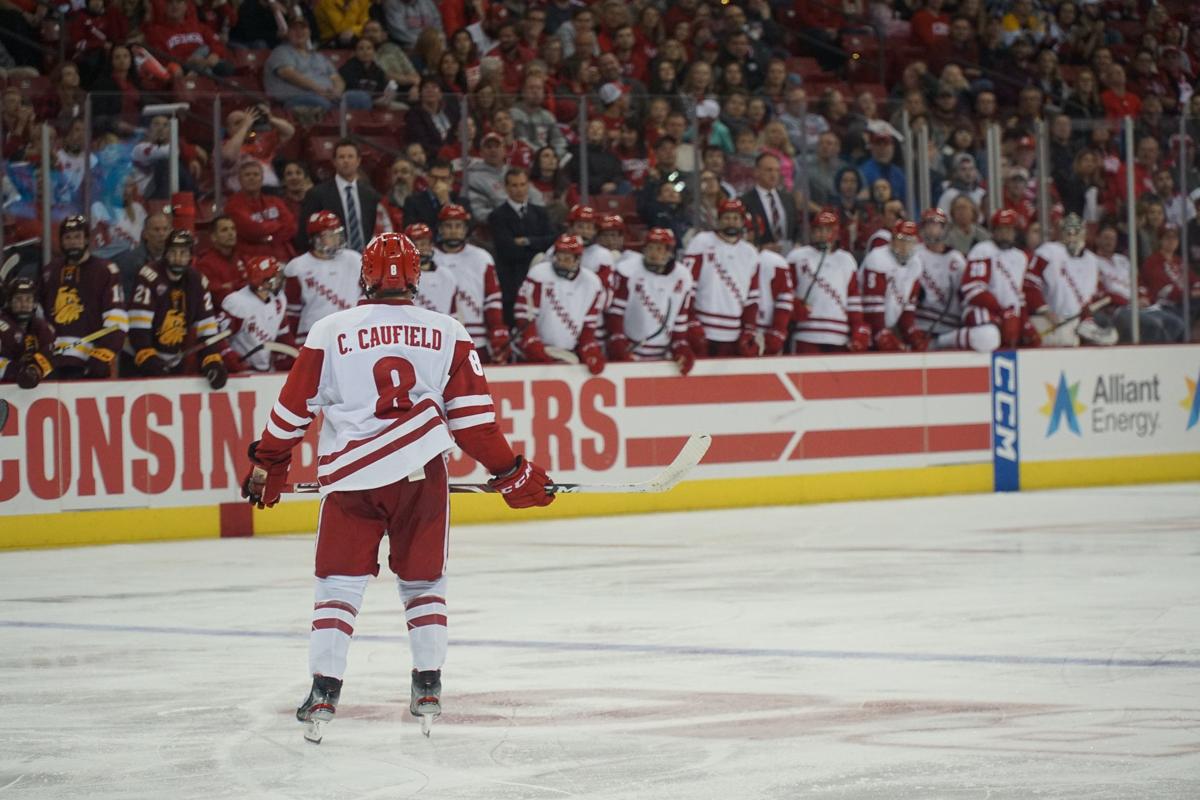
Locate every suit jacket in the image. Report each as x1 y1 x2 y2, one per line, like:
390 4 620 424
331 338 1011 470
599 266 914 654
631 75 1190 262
741 186 798 249
294 178 381 252
401 188 471 230
488 201 559 323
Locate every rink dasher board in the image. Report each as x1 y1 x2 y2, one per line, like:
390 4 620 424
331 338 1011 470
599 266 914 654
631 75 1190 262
1 347 1198 549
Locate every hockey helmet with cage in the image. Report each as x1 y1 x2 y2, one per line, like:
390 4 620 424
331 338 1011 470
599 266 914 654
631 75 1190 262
245 255 283 295
5 276 36 321
437 203 470 250
437 203 471 223
307 211 345 257
404 223 433 242
920 207 948 246
566 204 598 225
643 227 676 275
811 209 840 249
892 219 919 239
404 223 435 268
891 219 920 264
990 208 1020 250
1062 212 1086 256
599 214 624 231
920 207 948 226
59 214 90 263
551 233 583 279
361 232 421 297
717 198 747 239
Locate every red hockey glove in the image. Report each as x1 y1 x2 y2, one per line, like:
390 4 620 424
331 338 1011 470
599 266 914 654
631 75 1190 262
874 328 903 352
1019 317 1042 348
685 319 707 355
241 440 291 509
222 349 245 373
736 329 760 357
670 339 695 375
763 328 787 355
999 308 1020 348
488 455 555 509
607 333 634 361
848 323 871 352
272 353 295 371
906 328 930 352
488 327 511 363
580 340 606 375
793 302 810 323
520 336 550 363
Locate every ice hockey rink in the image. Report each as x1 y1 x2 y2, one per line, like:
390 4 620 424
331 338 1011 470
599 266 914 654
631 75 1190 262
1 483 1198 799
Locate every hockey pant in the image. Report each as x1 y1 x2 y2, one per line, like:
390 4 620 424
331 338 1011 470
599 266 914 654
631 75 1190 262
931 323 1001 353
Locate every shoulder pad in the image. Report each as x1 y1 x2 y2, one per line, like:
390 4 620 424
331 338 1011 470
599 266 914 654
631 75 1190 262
0 319 10 332
138 265 159 282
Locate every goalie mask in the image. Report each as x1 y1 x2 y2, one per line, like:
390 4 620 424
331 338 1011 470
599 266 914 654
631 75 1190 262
163 229 194 280
551 234 583 279
1062 213 1086 257
60 215 90 265
643 227 676 275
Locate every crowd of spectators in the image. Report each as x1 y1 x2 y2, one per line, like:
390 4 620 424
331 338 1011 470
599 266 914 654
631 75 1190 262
1 0 1200 387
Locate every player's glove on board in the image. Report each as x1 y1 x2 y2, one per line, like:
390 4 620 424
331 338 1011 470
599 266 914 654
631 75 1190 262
579 340 605 375
999 307 1020 348
488 327 510 363
242 440 291 509
874 328 902 352
848 323 871 352
906 328 930 352
669 339 695 375
762 328 786 355
606 333 633 362
1019 318 1042 348
489 455 554 509
736 329 759 357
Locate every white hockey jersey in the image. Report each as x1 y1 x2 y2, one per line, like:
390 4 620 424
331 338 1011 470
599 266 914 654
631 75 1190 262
284 249 363 343
607 256 694 358
914 244 967 334
221 286 290 372
683 231 761 342
433 244 502 349
1026 242 1101 321
412 265 458 316
787 244 861 345
252 298 515 493
755 248 795 333
1095 251 1137 304
861 245 922 329
515 262 604 351
966 240 1027 312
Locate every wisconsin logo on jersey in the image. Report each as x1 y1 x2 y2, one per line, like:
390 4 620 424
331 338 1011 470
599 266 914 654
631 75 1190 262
1183 370 1200 431
1041 371 1085 437
53 285 83 324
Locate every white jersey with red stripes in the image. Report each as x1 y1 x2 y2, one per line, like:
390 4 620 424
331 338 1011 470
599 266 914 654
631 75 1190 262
967 240 1028 312
284 249 363 343
861 246 921 328
608 256 694 357
254 299 506 494
914 244 967 334
1095 251 1135 304
433 244 501 349
755 248 795 333
787 244 860 345
1027 242 1101 320
221 286 289 372
682 231 761 342
515 261 604 350
412 265 458 316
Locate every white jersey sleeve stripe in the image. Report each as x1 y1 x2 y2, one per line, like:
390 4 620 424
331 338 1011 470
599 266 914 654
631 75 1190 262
445 394 493 411
273 400 311 427
447 411 496 430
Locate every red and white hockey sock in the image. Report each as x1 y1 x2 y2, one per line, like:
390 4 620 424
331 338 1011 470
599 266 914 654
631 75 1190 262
309 574 368 680
398 576 448 672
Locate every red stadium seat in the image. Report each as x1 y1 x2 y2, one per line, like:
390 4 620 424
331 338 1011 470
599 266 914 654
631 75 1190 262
8 74 51 98
591 194 637 219
343 108 405 136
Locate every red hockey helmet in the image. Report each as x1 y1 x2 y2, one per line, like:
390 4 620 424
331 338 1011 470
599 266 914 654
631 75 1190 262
717 198 747 218
306 210 342 237
990 208 1019 229
599 214 624 231
645 227 676 249
554 233 584 255
404 223 433 242
245 255 282 290
437 203 471 223
813 210 840 229
892 219 920 239
567 204 598 224
920 207 948 225
361 232 421 296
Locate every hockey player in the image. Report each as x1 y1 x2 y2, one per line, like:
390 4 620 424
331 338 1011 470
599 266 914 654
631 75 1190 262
0 277 54 388
598 213 637 267
126 229 227 388
605 227 696 374
240 231 555 744
431 204 506 361
756 246 794 355
787 210 866 353
682 198 761 357
406 223 457 316
1025 213 1116 347
539 205 615 336
284 211 363 347
40 215 128 379
220 256 293 373
913 207 1000 353
514 233 606 374
966 209 1039 348
861 220 929 351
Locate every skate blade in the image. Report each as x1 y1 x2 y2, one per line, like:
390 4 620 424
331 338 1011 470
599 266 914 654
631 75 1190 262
303 718 325 744
420 713 434 737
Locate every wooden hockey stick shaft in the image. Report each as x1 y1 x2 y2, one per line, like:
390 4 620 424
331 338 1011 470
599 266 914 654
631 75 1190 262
52 325 120 353
1044 297 1112 333
285 433 712 495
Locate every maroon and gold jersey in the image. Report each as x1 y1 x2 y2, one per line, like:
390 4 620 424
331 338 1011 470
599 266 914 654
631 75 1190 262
39 255 127 366
127 263 221 370
0 312 54 382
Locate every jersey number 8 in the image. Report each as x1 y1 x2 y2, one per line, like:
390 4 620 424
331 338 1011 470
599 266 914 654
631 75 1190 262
373 356 417 418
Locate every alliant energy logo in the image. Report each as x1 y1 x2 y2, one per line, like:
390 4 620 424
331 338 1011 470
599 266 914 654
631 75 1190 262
1042 370 1163 438
1183 370 1199 431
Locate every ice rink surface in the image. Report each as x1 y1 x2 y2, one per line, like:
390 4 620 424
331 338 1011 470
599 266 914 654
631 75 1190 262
1 484 1199 799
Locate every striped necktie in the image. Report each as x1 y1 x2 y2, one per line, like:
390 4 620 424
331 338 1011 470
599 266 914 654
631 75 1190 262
344 183 363 251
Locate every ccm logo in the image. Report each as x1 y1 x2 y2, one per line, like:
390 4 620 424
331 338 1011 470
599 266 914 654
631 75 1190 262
991 352 1019 492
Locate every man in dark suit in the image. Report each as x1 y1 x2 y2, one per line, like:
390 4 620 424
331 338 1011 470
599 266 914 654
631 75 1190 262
402 159 470 230
295 138 380 253
488 167 559 323
741 152 798 252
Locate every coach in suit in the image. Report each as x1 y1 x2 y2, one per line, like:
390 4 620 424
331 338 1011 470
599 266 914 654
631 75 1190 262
295 138 380 252
741 152 798 251
488 167 559 323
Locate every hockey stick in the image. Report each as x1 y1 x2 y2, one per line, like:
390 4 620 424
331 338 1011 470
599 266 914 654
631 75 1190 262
0 399 8 432
240 340 300 361
53 325 120 353
0 254 19 283
1042 296 1112 333
178 328 234 358
285 432 713 495
631 300 675 352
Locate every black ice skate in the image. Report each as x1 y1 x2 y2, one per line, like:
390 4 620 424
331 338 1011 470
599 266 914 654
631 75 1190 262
410 669 442 737
296 674 342 744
